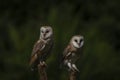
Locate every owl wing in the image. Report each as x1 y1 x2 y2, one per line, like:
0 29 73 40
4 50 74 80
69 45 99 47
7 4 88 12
31 40 45 56
29 40 45 66
42 40 54 61
62 45 72 61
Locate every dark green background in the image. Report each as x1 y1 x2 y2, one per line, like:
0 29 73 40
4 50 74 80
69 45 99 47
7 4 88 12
0 0 120 80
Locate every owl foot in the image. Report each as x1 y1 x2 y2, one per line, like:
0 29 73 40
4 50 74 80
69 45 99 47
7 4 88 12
40 61 47 67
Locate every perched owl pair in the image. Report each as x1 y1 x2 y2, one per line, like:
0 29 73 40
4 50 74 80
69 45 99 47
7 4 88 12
29 26 84 72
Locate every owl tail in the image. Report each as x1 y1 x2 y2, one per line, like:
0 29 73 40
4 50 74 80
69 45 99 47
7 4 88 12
29 54 38 71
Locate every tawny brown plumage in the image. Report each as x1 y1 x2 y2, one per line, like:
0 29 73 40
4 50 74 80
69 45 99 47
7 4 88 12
62 35 84 72
29 26 53 70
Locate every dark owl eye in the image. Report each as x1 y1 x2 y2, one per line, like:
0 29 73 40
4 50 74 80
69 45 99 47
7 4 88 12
41 30 44 33
74 39 77 42
46 30 49 33
80 39 83 43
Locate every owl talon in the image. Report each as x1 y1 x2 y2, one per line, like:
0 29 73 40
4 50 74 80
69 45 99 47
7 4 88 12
39 61 47 67
42 61 47 66
40 61 42 65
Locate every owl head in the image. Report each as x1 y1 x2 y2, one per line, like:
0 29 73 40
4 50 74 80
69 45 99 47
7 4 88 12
70 35 84 48
40 26 53 40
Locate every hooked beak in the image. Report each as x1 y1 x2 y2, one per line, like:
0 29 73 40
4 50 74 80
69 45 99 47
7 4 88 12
43 33 46 38
42 33 46 39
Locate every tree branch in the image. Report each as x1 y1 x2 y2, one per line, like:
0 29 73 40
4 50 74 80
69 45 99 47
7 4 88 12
38 62 47 80
68 71 77 80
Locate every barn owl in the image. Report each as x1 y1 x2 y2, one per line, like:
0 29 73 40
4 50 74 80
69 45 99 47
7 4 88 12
29 26 54 70
62 35 84 72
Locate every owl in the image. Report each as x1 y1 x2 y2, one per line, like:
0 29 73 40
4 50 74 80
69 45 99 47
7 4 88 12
62 35 84 72
29 26 54 70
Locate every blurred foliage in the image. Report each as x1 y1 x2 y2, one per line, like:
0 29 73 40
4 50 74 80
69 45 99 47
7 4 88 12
0 0 120 80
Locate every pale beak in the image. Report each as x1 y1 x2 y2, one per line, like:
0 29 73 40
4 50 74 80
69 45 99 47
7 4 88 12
43 33 46 38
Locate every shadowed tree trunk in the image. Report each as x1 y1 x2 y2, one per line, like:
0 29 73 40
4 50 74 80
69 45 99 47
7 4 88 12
68 71 77 80
38 62 47 80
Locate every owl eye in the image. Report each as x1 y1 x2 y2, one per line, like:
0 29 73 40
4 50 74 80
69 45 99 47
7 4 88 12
80 39 83 43
74 39 77 42
46 30 49 33
41 30 44 33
